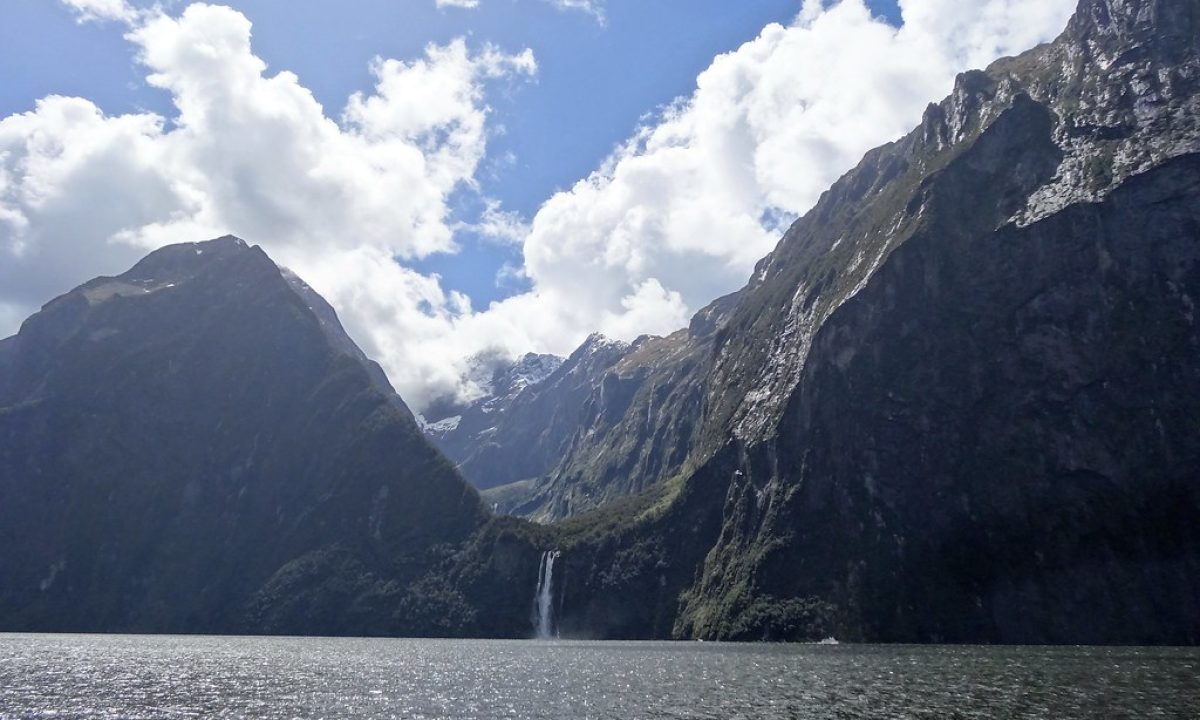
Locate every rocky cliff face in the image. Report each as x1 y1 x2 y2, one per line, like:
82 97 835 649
0 236 488 635
541 0 1200 644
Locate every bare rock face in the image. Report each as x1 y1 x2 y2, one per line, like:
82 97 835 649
1012 0 1200 224
0 236 485 635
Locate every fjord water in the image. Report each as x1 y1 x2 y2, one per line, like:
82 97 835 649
1 635 1197 719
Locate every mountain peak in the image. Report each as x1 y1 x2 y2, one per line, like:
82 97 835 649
1067 0 1199 55
101 235 258 291
576 332 629 355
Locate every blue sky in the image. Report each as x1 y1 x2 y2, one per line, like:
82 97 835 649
2 0 900 306
0 0 1074 407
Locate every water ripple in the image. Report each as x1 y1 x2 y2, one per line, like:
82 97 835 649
0 635 1196 719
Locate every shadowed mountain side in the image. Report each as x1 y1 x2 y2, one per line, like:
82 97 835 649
0 237 485 635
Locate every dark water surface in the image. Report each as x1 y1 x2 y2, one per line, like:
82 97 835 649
0 634 1196 718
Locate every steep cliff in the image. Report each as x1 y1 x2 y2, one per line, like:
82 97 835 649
545 0 1200 644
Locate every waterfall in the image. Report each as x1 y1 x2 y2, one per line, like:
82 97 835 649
532 550 561 639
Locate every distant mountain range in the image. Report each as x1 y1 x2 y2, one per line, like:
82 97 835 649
2 0 1197 644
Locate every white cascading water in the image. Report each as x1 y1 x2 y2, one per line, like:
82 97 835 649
532 550 561 639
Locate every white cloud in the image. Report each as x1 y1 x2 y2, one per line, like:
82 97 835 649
61 0 137 23
544 0 605 24
435 0 605 23
4 0 1076 410
602 279 688 341
458 199 530 245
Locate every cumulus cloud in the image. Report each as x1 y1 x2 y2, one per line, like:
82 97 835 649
457 199 530 246
436 0 480 8
5 0 1076 410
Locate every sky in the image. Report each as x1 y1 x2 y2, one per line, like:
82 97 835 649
0 0 1076 411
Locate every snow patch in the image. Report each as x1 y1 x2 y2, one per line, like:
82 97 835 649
426 415 462 434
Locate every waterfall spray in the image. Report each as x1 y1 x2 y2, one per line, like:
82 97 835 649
533 550 561 639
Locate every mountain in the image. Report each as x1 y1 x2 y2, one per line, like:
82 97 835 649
532 0 1200 644
425 332 706 520
421 350 565 494
426 291 746 522
0 236 494 635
